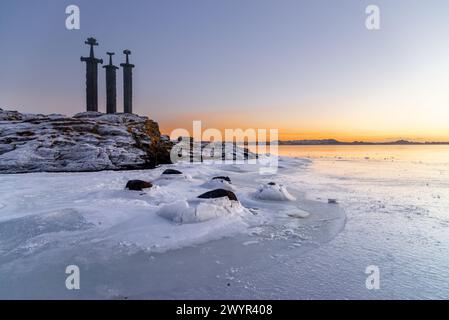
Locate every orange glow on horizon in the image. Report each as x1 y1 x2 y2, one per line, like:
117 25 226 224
154 108 449 143
159 123 449 143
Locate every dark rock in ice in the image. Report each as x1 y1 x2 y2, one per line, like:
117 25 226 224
198 189 238 201
212 176 231 183
268 182 276 186
126 180 153 191
328 199 338 204
162 169 183 175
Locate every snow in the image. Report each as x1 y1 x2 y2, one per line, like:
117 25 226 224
287 209 310 218
3 145 448 299
0 156 345 299
157 198 248 223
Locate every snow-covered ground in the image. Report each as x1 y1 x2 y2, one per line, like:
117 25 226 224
1 145 449 299
0 156 345 299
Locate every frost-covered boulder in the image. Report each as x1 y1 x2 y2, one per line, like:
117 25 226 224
0 108 173 173
198 189 238 201
254 182 296 201
157 197 245 223
170 139 258 163
153 168 191 185
162 169 183 175
200 177 235 191
212 176 231 182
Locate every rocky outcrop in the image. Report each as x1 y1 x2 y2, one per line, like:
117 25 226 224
0 108 172 173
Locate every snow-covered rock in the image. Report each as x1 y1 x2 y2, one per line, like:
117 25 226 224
171 139 258 163
0 108 172 173
153 169 191 185
157 198 247 224
200 176 235 191
198 188 238 201
287 209 310 218
161 169 183 175
254 182 296 201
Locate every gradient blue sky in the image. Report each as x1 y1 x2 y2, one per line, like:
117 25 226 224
1 0 449 141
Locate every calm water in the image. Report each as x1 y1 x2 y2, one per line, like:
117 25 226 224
271 144 449 163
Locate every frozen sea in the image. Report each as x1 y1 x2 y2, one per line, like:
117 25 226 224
0 145 448 299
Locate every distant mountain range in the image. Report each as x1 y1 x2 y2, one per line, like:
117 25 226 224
277 139 449 145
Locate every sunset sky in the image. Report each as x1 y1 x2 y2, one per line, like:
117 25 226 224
1 0 449 141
